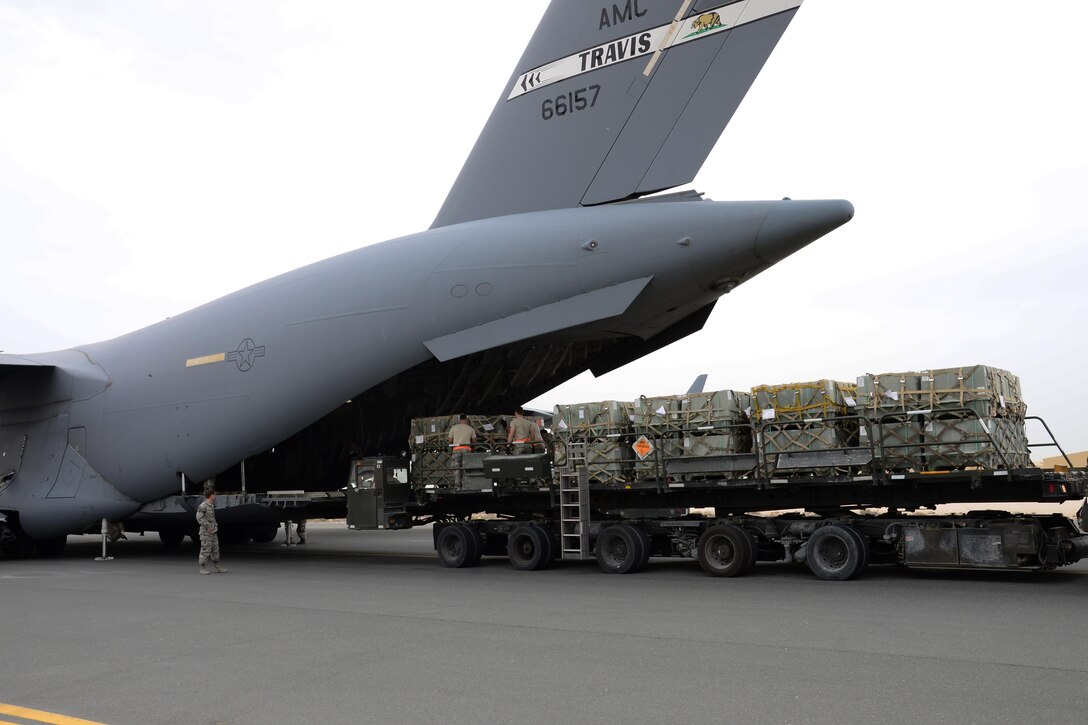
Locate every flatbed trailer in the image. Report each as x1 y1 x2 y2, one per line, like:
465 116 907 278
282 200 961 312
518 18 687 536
345 438 1088 580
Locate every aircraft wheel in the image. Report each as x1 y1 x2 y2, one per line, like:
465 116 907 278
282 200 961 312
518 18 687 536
594 524 645 574
35 536 68 558
436 524 480 568
696 524 752 577
507 524 550 571
220 526 251 546
0 526 35 559
158 529 186 548
806 525 863 581
250 523 279 544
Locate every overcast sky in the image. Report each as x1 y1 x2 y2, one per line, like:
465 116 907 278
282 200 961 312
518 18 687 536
2 1 1086 452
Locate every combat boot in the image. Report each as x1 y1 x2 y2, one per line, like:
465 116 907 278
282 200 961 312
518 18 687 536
213 562 228 573
199 563 211 575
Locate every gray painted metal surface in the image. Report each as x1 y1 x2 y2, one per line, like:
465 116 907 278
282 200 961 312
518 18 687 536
0 0 853 544
434 0 803 227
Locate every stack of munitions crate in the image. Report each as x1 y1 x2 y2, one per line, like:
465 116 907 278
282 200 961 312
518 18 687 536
409 414 510 488
553 400 633 484
410 415 460 488
855 372 925 470
926 366 1027 469
751 380 859 474
464 414 510 450
630 395 685 472
856 365 1031 470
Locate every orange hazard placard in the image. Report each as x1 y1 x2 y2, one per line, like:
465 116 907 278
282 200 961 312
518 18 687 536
632 435 654 460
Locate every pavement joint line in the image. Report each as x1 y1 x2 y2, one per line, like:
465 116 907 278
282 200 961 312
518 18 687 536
0 703 108 725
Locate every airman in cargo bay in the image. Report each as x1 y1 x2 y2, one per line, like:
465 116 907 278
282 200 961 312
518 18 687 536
447 416 477 452
507 407 542 454
195 487 227 574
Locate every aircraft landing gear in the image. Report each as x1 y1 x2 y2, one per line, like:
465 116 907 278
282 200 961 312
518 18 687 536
0 520 36 559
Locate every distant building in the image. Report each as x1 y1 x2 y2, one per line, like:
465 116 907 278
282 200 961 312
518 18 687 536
1035 450 1087 469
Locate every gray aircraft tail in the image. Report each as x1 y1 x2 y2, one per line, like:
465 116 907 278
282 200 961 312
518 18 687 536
432 0 804 228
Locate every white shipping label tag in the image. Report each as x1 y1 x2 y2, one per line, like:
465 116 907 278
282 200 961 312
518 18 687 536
843 395 856 407
883 391 899 401
656 406 666 416
761 409 776 421
578 409 585 419
430 424 437 433
558 419 569 430
482 423 494 431
999 395 1006 408
744 407 752 417
415 435 424 444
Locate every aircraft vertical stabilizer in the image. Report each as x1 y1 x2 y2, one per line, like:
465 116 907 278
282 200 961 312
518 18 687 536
432 0 804 228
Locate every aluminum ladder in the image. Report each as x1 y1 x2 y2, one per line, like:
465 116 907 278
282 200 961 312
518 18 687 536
558 442 591 560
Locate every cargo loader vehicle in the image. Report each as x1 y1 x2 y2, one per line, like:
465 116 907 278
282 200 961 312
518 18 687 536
346 368 1088 580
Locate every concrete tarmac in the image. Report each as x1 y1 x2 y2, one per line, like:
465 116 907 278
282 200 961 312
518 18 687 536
2 521 1086 725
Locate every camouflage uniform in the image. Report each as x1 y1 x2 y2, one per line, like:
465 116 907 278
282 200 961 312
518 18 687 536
195 498 224 572
448 420 476 487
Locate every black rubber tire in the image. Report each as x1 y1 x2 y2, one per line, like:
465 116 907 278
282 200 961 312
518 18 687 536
839 525 870 578
35 536 68 558
806 525 863 581
0 529 35 559
532 524 557 566
462 524 484 567
219 526 251 546
633 526 653 573
742 529 759 574
594 524 645 574
696 524 753 577
508 524 549 571
250 523 279 544
158 529 186 548
436 524 480 568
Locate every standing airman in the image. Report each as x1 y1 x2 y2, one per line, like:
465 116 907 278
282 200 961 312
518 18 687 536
196 487 227 574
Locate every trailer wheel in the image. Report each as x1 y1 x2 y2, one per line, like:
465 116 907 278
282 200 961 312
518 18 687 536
463 525 484 566
635 527 653 572
839 525 870 577
807 525 863 581
696 524 752 577
436 524 480 568
534 524 558 565
594 524 645 574
508 524 550 571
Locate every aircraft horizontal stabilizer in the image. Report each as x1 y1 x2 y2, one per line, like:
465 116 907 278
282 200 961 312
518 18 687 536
424 276 652 362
